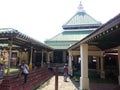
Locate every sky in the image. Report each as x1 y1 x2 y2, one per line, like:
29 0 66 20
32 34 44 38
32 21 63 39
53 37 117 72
0 0 120 43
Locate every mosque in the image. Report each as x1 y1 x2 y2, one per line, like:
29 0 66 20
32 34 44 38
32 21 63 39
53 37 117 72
45 1 120 90
45 2 102 64
0 1 120 90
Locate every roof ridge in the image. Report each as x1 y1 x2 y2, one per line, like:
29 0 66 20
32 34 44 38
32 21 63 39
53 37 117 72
62 11 102 29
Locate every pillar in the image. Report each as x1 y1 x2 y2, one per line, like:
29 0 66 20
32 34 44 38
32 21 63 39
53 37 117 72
47 52 50 68
29 47 33 71
22 52 27 61
100 51 105 79
68 51 73 77
2 49 7 75
63 51 66 63
51 51 54 62
41 50 44 67
6 40 13 75
80 44 89 90
19 51 22 65
55 65 58 90
118 46 120 85
96 57 100 74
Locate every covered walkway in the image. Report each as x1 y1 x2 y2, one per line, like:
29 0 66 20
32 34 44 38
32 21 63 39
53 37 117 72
37 75 78 90
37 75 120 90
68 12 120 90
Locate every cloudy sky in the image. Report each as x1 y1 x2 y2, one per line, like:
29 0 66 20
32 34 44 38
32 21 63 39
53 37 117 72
0 0 120 42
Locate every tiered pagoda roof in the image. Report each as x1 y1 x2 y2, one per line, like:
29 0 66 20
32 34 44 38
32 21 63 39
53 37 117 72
63 2 101 30
45 2 102 50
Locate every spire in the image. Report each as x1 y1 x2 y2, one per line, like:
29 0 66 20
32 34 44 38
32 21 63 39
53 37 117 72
77 1 85 12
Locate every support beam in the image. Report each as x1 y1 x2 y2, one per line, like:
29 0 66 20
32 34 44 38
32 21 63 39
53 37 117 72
29 47 33 71
68 51 73 77
100 51 105 79
19 51 22 65
41 50 44 67
51 51 54 63
96 57 100 74
80 44 89 90
70 51 102 56
47 52 50 68
6 40 13 75
63 51 66 63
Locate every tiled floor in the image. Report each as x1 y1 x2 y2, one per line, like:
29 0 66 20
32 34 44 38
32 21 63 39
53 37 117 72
37 75 120 90
90 83 119 90
37 76 78 90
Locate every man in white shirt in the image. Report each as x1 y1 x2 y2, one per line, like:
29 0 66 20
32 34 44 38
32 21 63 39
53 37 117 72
20 61 29 83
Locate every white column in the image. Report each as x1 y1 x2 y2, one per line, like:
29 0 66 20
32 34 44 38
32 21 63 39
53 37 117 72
118 46 120 85
68 51 73 77
100 51 105 79
80 44 89 90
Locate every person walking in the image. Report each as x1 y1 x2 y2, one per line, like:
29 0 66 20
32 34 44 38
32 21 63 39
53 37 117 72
63 63 68 82
20 61 29 83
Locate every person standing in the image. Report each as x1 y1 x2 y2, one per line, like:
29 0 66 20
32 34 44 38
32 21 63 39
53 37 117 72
20 61 29 83
63 63 68 82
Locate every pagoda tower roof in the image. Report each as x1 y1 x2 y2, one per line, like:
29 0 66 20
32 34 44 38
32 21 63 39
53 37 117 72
45 1 102 49
62 2 102 30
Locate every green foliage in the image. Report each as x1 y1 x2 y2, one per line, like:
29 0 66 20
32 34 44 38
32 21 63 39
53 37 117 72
73 76 79 82
5 68 19 74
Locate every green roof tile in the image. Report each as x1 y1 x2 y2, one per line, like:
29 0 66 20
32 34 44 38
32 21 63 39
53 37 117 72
45 41 76 49
63 12 101 29
65 12 101 26
45 2 102 50
45 30 94 49
62 2 102 29
46 30 93 41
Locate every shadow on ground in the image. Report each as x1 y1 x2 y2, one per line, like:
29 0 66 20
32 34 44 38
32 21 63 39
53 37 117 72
70 76 120 90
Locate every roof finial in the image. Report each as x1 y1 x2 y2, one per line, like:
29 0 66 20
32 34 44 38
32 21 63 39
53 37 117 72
77 0 85 12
